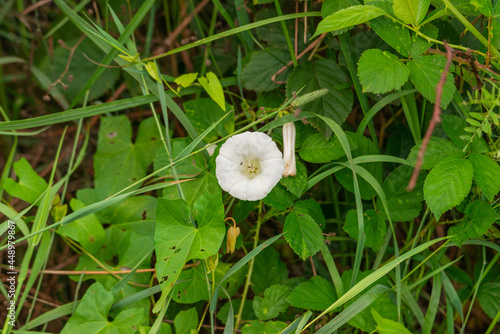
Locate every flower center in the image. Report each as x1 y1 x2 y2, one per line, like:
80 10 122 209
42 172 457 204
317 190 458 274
240 158 261 179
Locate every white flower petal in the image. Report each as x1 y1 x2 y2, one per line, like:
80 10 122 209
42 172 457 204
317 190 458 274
216 131 284 201
228 179 250 201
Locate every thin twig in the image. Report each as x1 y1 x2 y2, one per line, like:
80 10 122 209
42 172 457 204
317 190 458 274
164 0 210 47
407 42 454 192
271 33 326 84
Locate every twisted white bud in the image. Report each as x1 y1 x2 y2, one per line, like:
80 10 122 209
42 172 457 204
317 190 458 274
283 122 296 177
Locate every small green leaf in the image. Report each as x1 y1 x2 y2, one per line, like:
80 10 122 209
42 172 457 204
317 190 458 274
417 0 431 24
442 114 489 153
281 161 308 197
286 276 336 311
4 157 48 204
198 72 226 111
423 156 473 220
377 165 425 222
174 307 198 334
253 284 292 320
344 209 386 251
284 212 324 260
240 320 287 334
478 282 500 319
252 247 289 295
313 5 387 38
369 16 412 57
407 137 464 170
468 153 500 201
57 199 105 254
408 55 456 108
263 183 296 210
61 282 145 333
286 60 353 137
175 73 198 88
372 309 412 334
348 295 398 332
242 49 291 93
393 0 419 25
357 49 410 94
293 199 326 230
448 201 500 247
299 133 346 163
410 23 439 57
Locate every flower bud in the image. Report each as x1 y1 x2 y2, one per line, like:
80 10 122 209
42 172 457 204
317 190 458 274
226 225 240 254
283 122 296 177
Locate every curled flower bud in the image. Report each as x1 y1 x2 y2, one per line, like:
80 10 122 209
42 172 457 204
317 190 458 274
216 132 284 201
282 122 296 177
226 224 240 254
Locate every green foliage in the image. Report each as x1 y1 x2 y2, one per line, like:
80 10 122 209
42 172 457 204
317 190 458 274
4 0 500 333
4 157 48 204
357 49 410 94
252 284 292 320
424 156 473 219
286 276 337 311
61 282 145 333
448 201 500 246
344 209 386 251
284 211 324 260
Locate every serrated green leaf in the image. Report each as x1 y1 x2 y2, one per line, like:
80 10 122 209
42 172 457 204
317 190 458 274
61 282 145 333
263 183 296 210
448 201 500 247
348 295 398 332
242 49 290 93
174 307 198 334
393 0 419 25
198 72 226 111
410 23 439 57
469 153 500 201
417 0 431 24
442 114 489 153
280 160 308 197
372 309 412 334
377 165 424 222
423 156 473 220
299 133 346 163
4 157 48 204
358 49 410 94
313 5 387 38
286 60 353 137
251 247 289 295
253 284 292 320
155 194 225 295
287 276 336 311
284 212 324 260
335 132 383 200
293 199 326 230
344 209 386 251
370 16 412 57
478 282 500 319
407 137 464 169
241 320 287 334
57 199 105 254
408 55 456 108
470 0 493 16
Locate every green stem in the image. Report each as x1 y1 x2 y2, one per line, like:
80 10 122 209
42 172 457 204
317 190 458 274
273 0 298 67
235 201 263 331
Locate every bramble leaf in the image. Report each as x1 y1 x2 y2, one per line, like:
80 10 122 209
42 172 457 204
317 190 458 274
358 49 410 94
284 212 323 260
468 153 500 201
423 156 473 220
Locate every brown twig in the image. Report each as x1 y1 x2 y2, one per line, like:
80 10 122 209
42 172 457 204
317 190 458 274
163 0 210 47
271 33 327 84
407 42 454 192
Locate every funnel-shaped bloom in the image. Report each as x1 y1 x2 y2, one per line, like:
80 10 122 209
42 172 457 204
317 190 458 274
282 122 296 177
216 132 284 201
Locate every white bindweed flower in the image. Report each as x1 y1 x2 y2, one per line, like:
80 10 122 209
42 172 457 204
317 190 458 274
216 131 284 201
282 122 296 177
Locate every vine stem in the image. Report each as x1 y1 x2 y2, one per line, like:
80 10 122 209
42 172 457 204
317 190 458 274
234 201 263 331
